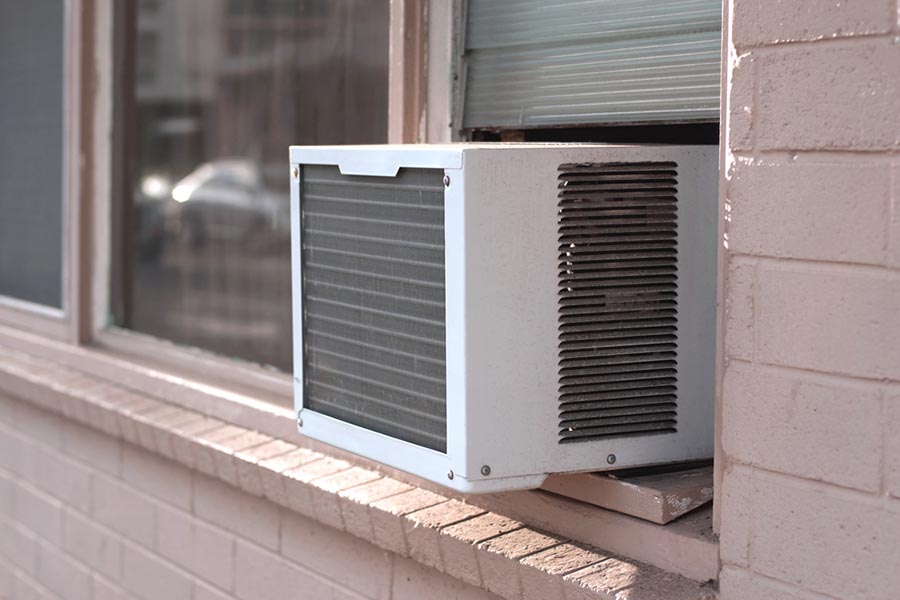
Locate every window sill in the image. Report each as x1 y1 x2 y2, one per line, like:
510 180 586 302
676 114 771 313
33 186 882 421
0 324 718 589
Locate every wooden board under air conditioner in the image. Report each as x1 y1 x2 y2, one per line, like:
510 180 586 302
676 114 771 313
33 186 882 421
541 462 713 525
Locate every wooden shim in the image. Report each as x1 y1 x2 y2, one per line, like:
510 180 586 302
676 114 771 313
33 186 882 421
541 462 714 525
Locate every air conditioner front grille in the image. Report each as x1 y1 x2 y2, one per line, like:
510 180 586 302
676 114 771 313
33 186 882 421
556 162 679 444
300 165 447 452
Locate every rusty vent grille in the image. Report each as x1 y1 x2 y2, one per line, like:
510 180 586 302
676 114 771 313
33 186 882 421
557 162 679 443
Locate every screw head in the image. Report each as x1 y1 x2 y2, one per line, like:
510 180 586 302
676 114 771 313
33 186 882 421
447 470 454 480
442 174 451 187
291 166 299 179
480 465 491 477
606 454 616 465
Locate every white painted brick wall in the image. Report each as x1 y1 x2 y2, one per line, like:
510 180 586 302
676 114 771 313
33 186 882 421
721 1 900 597
0 395 501 600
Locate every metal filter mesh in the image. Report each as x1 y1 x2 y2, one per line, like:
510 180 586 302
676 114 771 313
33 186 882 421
300 165 447 452
556 162 680 443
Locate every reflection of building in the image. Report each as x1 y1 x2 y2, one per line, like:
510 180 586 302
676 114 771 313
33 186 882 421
136 0 221 102
135 0 388 184
134 0 223 179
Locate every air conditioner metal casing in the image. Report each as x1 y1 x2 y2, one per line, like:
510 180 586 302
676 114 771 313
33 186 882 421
290 143 717 493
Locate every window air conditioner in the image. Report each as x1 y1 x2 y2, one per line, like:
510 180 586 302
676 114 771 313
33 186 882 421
289 144 717 493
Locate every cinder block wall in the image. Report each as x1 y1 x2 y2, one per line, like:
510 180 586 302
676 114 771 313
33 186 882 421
719 2 900 598
0 394 498 600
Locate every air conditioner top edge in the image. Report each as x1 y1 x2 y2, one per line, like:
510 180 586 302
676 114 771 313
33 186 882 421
288 143 714 177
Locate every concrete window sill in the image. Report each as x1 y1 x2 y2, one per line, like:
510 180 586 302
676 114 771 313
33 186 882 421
0 338 716 599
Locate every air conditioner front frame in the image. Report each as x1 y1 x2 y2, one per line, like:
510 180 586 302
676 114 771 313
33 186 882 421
290 144 717 493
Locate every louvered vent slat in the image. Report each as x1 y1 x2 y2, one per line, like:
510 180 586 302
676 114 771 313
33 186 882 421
557 162 679 444
301 165 447 452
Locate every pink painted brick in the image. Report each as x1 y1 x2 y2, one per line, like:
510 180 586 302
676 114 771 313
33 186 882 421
738 468 900 600
727 160 890 264
258 447 323 507
723 258 755 362
392 555 502 600
234 439 296 496
36 541 92 600
757 42 900 151
115 396 165 448
147 407 203 459
92 577 130 600
28 444 91 513
11 572 57 600
169 417 226 469
728 53 754 152
369 488 447 556
193 580 233 600
234 540 333 600
13 483 63 545
309 467 382 532
0 472 11 517
434 513 524 593
732 0 893 48
210 430 273 487
887 388 900 498
519 543 606 600
755 265 900 380
191 425 249 477
405 500 486 571
122 444 193 509
437 532 482 588
0 520 39 577
519 542 607 575
12 401 63 449
193 473 280 551
442 513 524 544
722 363 883 491
63 510 122 581
156 503 235 591
91 474 156 547
719 566 826 600
566 558 712 600
717 464 753 568
132 405 186 453
478 527 564 598
281 511 393 600
121 541 193 600
281 456 351 519
480 526 563 560
891 163 900 269
339 477 412 542
62 420 122 476
0 561 9 599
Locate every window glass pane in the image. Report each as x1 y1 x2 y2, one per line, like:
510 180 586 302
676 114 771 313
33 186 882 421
0 0 65 308
119 0 390 371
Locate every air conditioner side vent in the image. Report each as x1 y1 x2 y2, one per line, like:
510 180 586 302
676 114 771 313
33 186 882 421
556 162 679 444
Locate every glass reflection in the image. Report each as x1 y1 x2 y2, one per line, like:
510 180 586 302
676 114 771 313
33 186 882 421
123 0 389 372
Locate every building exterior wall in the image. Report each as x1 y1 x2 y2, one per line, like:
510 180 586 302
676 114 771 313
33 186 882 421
718 1 900 598
0 392 500 600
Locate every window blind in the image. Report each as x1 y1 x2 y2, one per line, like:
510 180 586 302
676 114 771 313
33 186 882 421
462 0 722 129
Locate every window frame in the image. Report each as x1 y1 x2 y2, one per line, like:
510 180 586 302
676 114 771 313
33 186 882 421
86 0 420 408
0 0 85 342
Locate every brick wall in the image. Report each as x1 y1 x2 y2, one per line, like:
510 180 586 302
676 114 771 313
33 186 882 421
719 1 900 598
0 394 499 600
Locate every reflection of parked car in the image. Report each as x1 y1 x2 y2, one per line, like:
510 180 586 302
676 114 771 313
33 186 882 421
136 174 172 261
165 159 290 249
